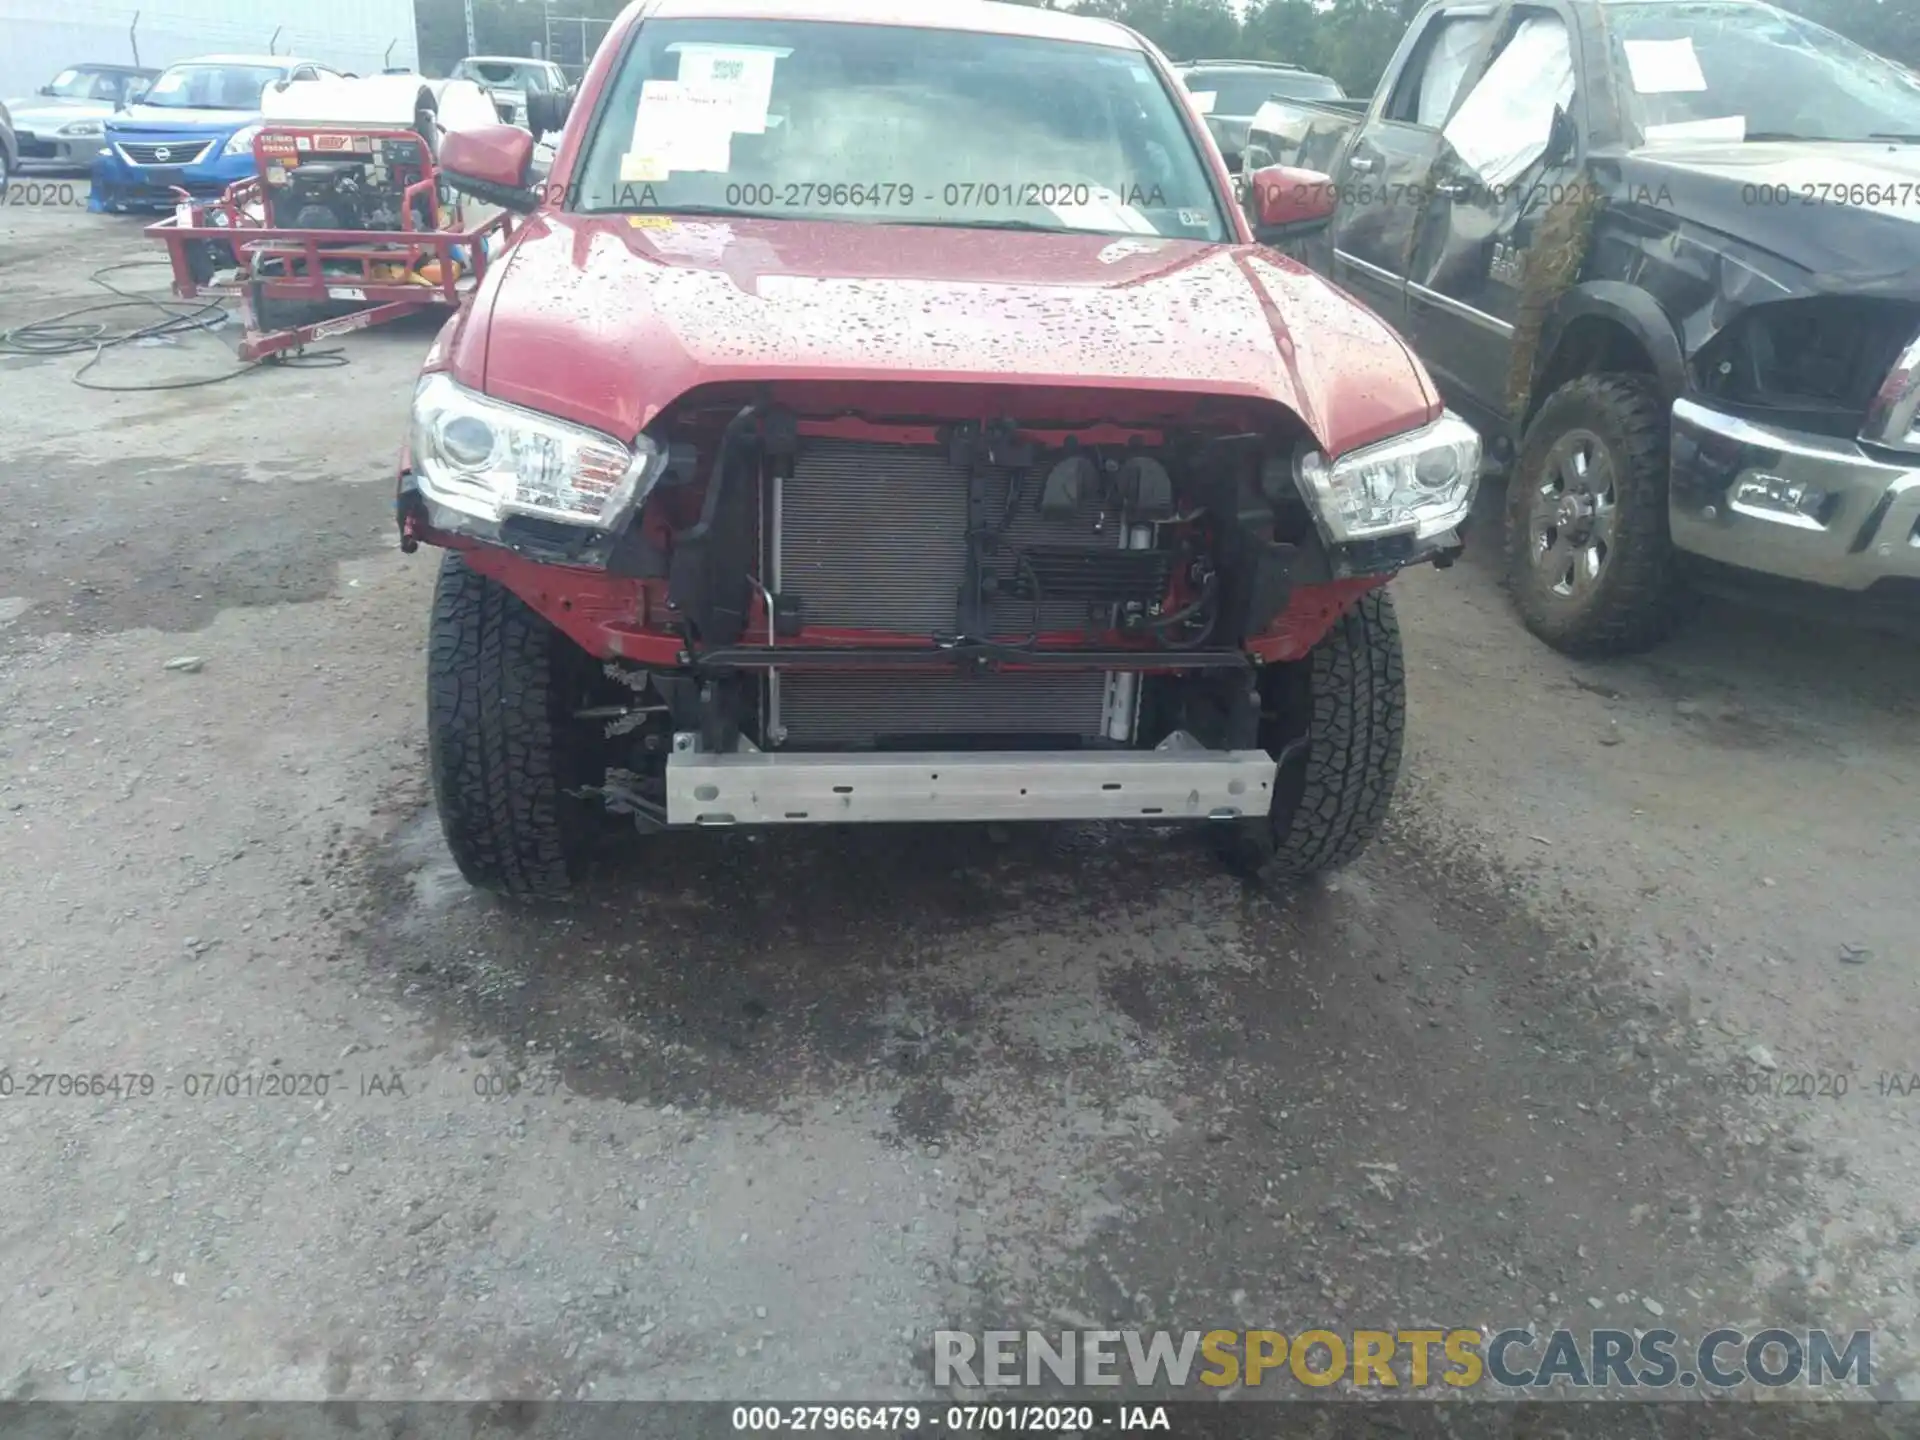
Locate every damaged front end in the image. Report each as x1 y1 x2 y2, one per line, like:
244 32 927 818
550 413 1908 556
1669 294 1920 590
398 377 1475 830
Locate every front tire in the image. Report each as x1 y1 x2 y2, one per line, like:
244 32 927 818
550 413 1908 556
427 551 604 899
1505 372 1685 656
1218 588 1406 880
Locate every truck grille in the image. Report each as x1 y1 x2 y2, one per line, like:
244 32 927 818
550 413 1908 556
781 440 1134 634
774 439 1131 746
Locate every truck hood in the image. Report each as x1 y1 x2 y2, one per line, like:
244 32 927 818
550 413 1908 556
467 214 1436 453
109 105 256 133
1619 141 1920 296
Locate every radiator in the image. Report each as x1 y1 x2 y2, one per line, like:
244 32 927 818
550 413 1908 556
773 440 1125 747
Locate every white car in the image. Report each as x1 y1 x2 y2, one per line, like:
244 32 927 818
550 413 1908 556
447 56 572 136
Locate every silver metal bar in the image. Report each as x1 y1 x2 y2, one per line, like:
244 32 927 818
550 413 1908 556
768 471 784 745
665 748 1277 827
1104 522 1153 743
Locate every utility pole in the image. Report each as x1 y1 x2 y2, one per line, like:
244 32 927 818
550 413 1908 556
463 0 478 57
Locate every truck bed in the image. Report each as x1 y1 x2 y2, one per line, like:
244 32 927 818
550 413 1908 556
1246 96 1368 173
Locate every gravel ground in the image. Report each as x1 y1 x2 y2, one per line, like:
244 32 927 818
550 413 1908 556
1 204 1917 1403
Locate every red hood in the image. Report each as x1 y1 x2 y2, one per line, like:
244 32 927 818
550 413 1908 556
454 214 1438 453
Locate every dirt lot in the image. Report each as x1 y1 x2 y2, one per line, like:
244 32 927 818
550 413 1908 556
1 203 1917 1402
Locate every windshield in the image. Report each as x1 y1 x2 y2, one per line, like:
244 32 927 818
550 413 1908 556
46 68 101 99
1607 2 1920 143
1182 69 1342 115
139 63 285 110
571 18 1230 241
454 60 550 90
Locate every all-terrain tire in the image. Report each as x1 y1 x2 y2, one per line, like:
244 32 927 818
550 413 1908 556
1217 588 1406 880
427 551 599 899
1506 372 1686 657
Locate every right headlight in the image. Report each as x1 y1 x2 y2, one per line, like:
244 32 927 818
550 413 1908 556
410 371 661 529
1295 411 1481 544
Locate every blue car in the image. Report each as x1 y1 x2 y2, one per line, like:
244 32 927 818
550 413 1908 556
91 53 345 212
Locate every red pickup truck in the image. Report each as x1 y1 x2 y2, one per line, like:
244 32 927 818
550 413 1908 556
396 0 1480 898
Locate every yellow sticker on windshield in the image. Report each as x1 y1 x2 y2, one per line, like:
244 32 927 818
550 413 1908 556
620 151 669 183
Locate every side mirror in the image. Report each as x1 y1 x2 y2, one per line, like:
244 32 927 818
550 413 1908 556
40 84 56 96
1245 163 1338 243
525 88 572 139
1222 149 1244 176
439 125 540 213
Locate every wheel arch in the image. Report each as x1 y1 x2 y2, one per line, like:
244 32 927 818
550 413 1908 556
1524 282 1686 430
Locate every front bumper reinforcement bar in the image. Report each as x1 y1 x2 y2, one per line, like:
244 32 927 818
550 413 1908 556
689 645 1253 672
665 748 1277 827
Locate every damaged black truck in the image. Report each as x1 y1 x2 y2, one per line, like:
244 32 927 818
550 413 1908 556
1245 0 1920 654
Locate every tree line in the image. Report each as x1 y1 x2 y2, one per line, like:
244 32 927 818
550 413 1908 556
418 0 1917 94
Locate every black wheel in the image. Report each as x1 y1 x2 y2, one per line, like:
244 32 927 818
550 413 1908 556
427 551 612 899
1506 372 1685 656
247 278 360 335
1216 588 1406 880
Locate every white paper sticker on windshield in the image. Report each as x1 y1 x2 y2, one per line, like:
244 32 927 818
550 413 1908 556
626 78 734 177
675 45 779 135
149 72 185 95
1643 114 1746 144
1189 90 1217 115
1623 38 1708 94
1048 186 1158 236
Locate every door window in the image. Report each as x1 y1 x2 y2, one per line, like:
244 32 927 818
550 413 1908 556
1442 13 1576 187
1385 15 1495 127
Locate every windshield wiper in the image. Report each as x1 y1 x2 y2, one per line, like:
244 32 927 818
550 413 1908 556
585 202 786 220
1743 130 1920 143
880 218 1064 233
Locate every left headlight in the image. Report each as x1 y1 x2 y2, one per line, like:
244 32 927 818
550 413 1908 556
410 371 661 529
60 119 104 138
1295 411 1482 544
221 123 262 157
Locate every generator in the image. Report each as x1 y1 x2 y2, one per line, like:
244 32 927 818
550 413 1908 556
255 127 443 234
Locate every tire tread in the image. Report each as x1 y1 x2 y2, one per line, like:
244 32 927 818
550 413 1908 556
1507 372 1685 657
1219 588 1406 880
426 551 576 898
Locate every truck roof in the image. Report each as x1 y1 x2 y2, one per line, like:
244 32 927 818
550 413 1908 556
644 0 1144 50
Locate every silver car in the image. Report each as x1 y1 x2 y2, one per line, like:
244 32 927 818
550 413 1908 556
5 64 160 171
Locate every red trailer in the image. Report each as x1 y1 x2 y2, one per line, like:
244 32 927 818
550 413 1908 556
148 123 516 362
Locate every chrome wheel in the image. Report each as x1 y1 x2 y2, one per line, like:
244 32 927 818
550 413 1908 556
1529 427 1618 599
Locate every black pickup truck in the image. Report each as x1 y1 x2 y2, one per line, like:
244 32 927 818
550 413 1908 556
1245 0 1920 654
